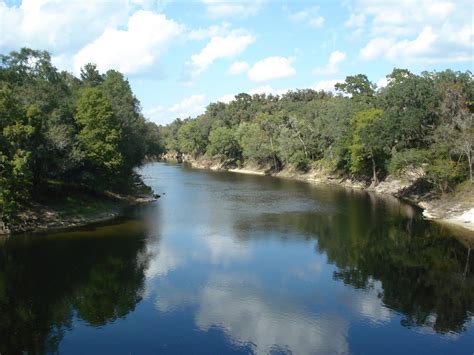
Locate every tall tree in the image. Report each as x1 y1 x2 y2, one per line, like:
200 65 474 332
349 108 386 186
102 70 147 171
75 88 122 182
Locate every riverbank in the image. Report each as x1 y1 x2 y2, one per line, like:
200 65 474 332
166 154 474 234
0 181 158 236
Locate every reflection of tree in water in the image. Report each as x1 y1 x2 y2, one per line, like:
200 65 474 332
0 222 150 354
234 194 474 334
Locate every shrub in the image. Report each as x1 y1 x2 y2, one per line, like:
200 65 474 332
387 149 430 174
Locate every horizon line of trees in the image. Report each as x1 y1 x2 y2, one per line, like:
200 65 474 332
0 48 164 226
160 68 473 193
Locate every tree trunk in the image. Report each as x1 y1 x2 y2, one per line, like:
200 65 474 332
371 155 378 187
468 151 473 183
293 125 308 159
269 136 277 170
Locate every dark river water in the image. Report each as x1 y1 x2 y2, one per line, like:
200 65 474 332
1 162 473 354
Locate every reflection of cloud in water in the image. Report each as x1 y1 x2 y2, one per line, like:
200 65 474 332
144 241 183 279
355 292 391 324
198 233 251 265
153 281 197 313
195 274 349 355
338 280 391 325
291 259 324 281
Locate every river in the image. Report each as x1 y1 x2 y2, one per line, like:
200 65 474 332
0 162 473 354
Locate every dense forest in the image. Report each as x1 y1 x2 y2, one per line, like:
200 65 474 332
160 69 473 193
0 48 163 226
1 47 473 228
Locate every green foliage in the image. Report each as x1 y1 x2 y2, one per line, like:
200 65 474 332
0 48 163 225
387 149 430 174
381 69 438 150
75 88 123 177
349 108 385 183
176 119 208 157
207 126 241 160
1 47 472 223
288 150 310 171
237 122 272 163
102 70 149 170
0 84 34 224
159 68 471 193
426 159 463 194
335 74 376 104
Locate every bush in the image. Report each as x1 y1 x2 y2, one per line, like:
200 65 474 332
289 151 310 172
426 159 462 194
387 148 430 174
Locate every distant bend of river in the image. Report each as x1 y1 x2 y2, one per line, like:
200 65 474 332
0 162 473 354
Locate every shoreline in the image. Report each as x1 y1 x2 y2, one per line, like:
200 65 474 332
173 155 474 235
0 193 158 236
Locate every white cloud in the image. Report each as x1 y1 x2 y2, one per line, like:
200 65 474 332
217 94 237 103
313 50 347 75
248 85 289 96
359 37 394 60
228 60 249 75
145 94 206 125
376 77 389 89
0 0 134 54
73 10 183 75
168 94 206 116
189 33 255 77
218 86 288 103
188 22 231 40
311 79 344 93
289 6 325 28
309 16 325 28
345 13 365 28
289 10 308 23
249 85 274 95
385 26 438 62
248 56 296 82
202 0 265 18
350 0 473 64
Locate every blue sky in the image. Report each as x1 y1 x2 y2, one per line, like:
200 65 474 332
1 0 473 125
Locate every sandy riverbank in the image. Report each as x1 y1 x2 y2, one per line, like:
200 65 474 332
171 154 474 235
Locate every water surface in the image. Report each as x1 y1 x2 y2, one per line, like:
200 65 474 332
1 162 473 354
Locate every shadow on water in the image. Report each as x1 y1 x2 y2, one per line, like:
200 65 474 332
0 219 153 354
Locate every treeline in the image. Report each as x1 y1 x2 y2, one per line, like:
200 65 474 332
161 69 473 192
0 48 163 225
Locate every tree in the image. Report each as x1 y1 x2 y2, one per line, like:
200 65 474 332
255 113 284 170
238 122 273 165
176 119 208 157
102 70 148 171
433 73 474 182
349 108 386 185
0 85 34 224
207 126 241 161
80 63 104 87
75 88 122 182
335 74 376 104
381 69 438 150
